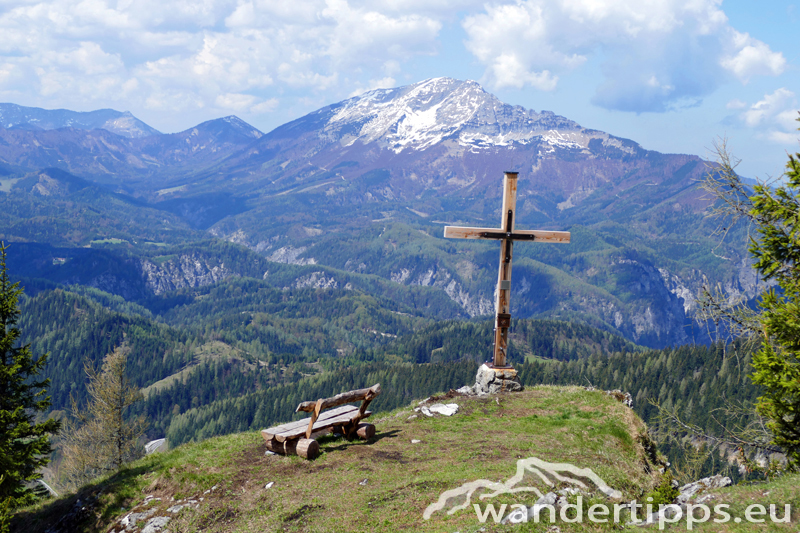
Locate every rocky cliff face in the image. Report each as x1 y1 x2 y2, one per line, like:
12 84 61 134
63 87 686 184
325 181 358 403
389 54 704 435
140 255 233 295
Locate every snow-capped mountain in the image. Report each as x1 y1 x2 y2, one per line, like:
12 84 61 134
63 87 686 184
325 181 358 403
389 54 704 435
0 79 738 348
324 78 595 153
0 103 160 138
0 77 708 226
212 76 692 214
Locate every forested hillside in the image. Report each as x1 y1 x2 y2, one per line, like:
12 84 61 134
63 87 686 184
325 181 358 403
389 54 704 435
18 271 763 483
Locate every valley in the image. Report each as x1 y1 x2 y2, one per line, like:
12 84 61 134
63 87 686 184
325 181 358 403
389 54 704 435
0 78 772 493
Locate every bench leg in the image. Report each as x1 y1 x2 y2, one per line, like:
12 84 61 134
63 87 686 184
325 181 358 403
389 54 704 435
265 438 320 460
356 423 375 440
296 438 320 460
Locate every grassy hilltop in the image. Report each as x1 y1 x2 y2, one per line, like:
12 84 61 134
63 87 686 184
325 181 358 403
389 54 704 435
17 387 658 532
14 386 800 532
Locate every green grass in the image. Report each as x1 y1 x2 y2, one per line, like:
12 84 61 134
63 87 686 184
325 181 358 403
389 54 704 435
140 341 248 397
685 474 800 532
14 386 667 533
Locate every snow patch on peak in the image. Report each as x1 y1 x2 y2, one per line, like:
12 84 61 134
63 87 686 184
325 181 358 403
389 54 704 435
541 130 583 150
221 115 263 137
324 77 583 153
328 78 490 153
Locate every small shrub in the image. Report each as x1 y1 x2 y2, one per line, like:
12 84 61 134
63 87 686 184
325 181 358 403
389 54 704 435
646 470 679 506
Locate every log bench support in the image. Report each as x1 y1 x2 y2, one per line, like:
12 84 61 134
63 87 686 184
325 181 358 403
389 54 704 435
261 384 381 459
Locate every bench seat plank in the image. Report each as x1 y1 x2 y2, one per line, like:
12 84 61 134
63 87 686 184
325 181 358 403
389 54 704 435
265 405 355 436
262 405 372 442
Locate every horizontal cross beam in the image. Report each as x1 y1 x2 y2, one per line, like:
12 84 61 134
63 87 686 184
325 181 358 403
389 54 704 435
443 226 571 243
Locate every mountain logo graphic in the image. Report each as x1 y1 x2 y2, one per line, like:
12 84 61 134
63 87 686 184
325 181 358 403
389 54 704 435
423 456 621 520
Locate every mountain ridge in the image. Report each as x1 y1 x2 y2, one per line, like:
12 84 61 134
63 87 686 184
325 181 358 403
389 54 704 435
0 103 161 138
0 78 756 348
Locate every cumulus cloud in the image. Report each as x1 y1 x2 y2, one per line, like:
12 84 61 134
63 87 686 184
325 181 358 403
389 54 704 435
0 0 789 125
462 0 786 112
721 30 786 81
0 0 441 124
736 88 799 144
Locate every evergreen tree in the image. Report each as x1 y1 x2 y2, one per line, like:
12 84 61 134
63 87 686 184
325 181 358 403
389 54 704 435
748 120 800 468
0 243 60 509
700 118 800 469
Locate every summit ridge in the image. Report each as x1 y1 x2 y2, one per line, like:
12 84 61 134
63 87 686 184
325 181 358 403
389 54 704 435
322 77 598 153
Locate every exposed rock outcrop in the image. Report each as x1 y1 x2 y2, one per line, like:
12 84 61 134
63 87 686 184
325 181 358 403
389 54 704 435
294 271 338 289
472 364 524 394
141 254 231 295
268 246 317 265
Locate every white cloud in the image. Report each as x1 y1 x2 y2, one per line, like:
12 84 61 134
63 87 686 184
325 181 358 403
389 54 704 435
0 0 790 125
215 92 257 112
737 88 798 144
742 88 795 127
0 0 442 123
348 77 397 97
726 99 747 110
213 93 276 115
250 98 278 114
720 30 786 81
462 0 786 112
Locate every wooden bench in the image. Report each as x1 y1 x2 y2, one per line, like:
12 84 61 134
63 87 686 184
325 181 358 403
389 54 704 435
261 384 381 459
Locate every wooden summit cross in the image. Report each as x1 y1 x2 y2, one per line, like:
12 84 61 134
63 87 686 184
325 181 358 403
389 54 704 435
444 172 570 369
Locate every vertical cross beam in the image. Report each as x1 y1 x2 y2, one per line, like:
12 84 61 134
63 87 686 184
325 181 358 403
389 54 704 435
443 172 570 371
493 172 517 367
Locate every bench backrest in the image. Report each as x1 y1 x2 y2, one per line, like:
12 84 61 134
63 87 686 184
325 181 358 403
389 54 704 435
296 383 381 439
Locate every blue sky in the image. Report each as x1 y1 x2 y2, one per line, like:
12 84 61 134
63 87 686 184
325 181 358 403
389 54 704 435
0 0 797 178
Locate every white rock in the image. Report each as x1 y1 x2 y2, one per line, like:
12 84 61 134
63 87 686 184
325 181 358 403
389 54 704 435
420 406 433 417
474 364 523 394
265 482 274 489
677 475 732 504
141 516 171 533
411 439 421 444
121 509 156 528
167 503 196 513
428 403 459 416
503 506 528 524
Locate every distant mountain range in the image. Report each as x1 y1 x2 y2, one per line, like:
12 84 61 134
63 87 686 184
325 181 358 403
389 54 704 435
0 105 263 186
0 78 758 348
0 103 161 138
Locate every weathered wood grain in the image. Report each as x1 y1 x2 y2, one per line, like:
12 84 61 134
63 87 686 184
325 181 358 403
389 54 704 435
264 437 320 459
443 226 570 243
263 405 358 439
261 406 373 442
295 383 382 413
356 423 375 440
443 172 570 368
296 438 320 460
